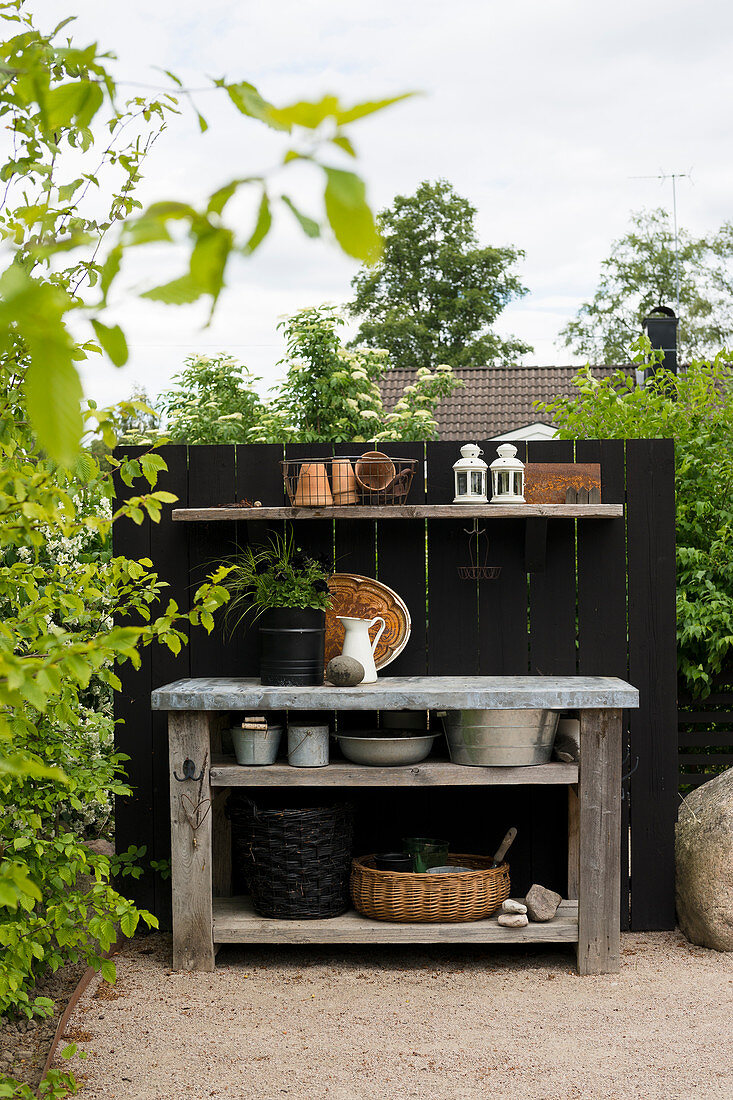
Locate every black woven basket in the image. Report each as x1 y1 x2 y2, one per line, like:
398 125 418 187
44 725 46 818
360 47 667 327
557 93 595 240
229 796 354 919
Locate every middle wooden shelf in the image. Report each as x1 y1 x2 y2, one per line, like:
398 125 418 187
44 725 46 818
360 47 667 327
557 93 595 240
209 756 578 787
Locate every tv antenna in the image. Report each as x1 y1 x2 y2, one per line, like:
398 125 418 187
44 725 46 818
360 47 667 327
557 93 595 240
630 170 692 315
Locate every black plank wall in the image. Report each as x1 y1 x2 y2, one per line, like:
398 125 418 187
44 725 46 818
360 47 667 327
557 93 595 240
114 439 677 930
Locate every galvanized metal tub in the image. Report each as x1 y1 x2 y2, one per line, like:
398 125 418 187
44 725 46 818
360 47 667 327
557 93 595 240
441 709 559 766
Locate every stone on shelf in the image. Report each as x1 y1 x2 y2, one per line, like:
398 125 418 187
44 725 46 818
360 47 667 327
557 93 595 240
326 656 365 687
502 899 528 914
526 884 562 922
497 912 529 928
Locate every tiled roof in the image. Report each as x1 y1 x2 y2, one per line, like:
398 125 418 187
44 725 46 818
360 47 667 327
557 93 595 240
379 365 628 440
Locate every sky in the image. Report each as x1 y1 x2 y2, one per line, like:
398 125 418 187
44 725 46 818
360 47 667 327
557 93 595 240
29 0 733 405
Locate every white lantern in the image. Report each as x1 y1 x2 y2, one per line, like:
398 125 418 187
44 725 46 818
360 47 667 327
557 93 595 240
453 443 488 503
490 443 525 503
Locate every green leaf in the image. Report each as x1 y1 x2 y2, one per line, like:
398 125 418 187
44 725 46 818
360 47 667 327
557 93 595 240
99 958 116 984
335 93 414 125
45 81 104 130
99 244 122 304
225 81 288 131
197 112 208 133
281 196 319 239
207 177 260 217
161 68 183 88
0 267 82 463
57 178 84 202
268 94 340 130
119 910 139 937
141 274 202 305
331 134 356 158
323 168 382 262
91 319 128 367
190 226 233 304
139 452 166 486
243 192 271 255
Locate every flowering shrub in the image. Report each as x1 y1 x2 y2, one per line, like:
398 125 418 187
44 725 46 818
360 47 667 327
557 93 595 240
157 355 265 445
255 305 461 443
154 306 461 444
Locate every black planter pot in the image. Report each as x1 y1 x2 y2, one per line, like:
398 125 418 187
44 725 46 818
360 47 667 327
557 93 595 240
259 607 326 686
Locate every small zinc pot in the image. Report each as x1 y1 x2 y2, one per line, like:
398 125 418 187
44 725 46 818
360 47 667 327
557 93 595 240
259 607 325 687
231 725 283 766
287 723 330 767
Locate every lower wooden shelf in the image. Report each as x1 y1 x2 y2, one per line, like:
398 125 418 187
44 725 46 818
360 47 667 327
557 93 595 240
209 757 578 787
213 896 579 945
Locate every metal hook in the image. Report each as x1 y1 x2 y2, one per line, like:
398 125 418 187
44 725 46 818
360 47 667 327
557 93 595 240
463 517 486 537
173 757 205 782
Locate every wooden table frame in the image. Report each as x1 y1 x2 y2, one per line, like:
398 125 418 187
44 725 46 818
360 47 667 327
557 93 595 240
152 676 637 976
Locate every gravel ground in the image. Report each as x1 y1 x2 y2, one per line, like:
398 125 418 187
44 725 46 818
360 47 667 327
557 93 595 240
0 957 88 1090
61 931 732 1100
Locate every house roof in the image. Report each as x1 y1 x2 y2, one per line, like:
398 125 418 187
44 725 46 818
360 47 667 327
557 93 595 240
378 365 628 440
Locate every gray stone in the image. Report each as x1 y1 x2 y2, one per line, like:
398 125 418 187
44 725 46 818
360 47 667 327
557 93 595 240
497 912 529 927
502 899 527 914
326 656 365 687
676 766 733 952
526 883 562 922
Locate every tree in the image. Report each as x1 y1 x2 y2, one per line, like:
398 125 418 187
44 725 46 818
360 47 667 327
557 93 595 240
539 342 733 695
560 208 733 362
246 305 461 443
347 179 531 371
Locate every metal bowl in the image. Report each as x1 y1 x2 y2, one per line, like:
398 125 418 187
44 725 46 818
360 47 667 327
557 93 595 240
335 732 439 766
427 865 474 874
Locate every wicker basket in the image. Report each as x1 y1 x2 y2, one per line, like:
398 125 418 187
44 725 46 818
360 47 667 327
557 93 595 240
350 854 511 923
229 797 353 919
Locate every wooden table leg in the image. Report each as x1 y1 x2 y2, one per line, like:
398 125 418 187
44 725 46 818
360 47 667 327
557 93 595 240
169 711 215 972
577 708 622 975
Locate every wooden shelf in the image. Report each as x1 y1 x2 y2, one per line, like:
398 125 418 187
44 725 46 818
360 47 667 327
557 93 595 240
209 756 578 787
213 896 579 945
172 504 623 522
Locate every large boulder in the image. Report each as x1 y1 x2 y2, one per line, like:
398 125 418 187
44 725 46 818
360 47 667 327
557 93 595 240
676 766 733 951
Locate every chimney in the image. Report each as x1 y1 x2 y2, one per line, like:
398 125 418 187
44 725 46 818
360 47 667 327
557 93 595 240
642 306 678 376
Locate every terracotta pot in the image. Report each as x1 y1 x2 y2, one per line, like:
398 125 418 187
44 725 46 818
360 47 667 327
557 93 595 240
354 451 396 493
293 462 333 507
331 457 359 504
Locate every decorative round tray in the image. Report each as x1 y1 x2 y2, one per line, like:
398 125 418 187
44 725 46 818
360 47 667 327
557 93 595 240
325 574 411 670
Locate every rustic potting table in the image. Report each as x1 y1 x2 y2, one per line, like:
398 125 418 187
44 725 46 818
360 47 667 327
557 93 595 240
152 675 638 976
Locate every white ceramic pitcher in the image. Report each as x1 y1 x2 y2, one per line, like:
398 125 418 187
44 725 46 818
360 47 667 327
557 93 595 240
337 615 385 684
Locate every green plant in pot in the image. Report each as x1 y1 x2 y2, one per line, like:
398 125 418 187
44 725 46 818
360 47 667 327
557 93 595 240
223 532 333 686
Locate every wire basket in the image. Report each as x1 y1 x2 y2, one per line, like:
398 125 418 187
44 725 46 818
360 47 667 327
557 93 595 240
457 525 502 581
350 854 511 923
281 454 418 507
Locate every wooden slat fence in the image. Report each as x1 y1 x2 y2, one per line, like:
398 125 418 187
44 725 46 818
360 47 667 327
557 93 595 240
114 438 677 930
678 687 733 789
